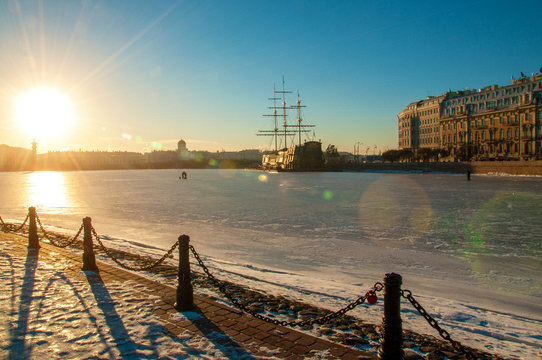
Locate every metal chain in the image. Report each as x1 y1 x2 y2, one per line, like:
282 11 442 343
401 289 476 360
46 224 84 248
36 213 54 241
189 244 383 327
15 214 29 232
91 226 179 271
31 211 82 248
1 214 29 233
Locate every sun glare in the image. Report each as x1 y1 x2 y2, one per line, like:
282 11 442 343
15 88 76 139
27 171 70 213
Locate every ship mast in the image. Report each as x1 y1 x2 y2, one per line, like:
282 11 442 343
258 84 281 151
283 90 314 147
257 78 313 151
291 90 315 146
296 91 303 146
275 76 292 149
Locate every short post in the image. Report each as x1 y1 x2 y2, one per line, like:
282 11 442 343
175 235 194 311
28 206 40 249
467 170 471 181
82 217 98 271
378 272 404 360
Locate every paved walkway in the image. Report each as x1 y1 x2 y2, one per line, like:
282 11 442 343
1 232 376 359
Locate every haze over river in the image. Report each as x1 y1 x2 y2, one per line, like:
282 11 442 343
1 169 541 358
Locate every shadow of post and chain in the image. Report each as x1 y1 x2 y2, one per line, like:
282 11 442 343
2 235 257 359
181 309 256 359
3 246 150 359
8 249 39 360
84 271 141 359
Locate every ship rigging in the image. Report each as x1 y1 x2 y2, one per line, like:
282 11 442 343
257 78 324 171
257 77 315 150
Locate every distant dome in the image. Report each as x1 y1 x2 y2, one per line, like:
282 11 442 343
177 139 187 152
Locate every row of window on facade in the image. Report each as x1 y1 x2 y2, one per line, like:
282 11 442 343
445 82 541 106
400 125 439 135
446 142 533 156
443 112 540 130
402 105 539 128
418 108 439 116
444 126 541 144
399 137 441 146
402 112 540 139
444 95 533 114
399 117 439 128
402 123 542 142
420 137 439 145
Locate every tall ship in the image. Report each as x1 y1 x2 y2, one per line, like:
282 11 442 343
257 79 325 171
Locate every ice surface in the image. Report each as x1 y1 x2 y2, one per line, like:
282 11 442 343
1 169 542 359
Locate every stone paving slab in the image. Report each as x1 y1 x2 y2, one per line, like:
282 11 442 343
1 232 376 359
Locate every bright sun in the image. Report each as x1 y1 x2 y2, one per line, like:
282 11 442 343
14 87 76 139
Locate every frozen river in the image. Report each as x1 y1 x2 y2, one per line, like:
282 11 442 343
1 169 541 359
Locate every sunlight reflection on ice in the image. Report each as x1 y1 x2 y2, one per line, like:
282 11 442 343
26 172 71 214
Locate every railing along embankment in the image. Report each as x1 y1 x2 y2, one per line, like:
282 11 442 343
1 207 482 360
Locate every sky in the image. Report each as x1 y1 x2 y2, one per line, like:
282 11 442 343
0 0 541 154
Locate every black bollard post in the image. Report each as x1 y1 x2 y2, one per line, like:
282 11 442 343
175 234 194 311
82 217 98 272
28 206 40 249
378 272 404 360
467 170 471 181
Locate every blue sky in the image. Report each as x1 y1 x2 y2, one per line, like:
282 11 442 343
1 0 541 154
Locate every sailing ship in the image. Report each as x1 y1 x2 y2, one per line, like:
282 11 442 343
257 79 325 171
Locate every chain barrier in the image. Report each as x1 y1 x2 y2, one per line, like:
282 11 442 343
91 226 179 271
0 214 29 233
401 289 476 360
189 244 383 327
0 210 481 358
35 213 54 241
35 213 84 248
47 223 84 248
14 214 29 232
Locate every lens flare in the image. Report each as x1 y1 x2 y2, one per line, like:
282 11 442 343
460 191 542 296
358 176 433 248
192 153 204 162
208 159 218 167
152 142 162 150
464 192 542 255
323 190 334 200
258 174 268 182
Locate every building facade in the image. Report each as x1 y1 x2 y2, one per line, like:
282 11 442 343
398 95 444 150
398 72 542 161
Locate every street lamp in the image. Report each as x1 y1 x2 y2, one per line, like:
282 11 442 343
355 142 363 165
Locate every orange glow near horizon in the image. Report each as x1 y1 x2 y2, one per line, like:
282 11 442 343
14 87 76 140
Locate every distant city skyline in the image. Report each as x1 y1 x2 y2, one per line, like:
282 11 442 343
1 0 542 154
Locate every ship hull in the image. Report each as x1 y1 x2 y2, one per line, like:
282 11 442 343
260 141 325 172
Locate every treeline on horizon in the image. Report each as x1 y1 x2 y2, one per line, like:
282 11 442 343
0 145 260 171
0 158 261 171
381 148 448 163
